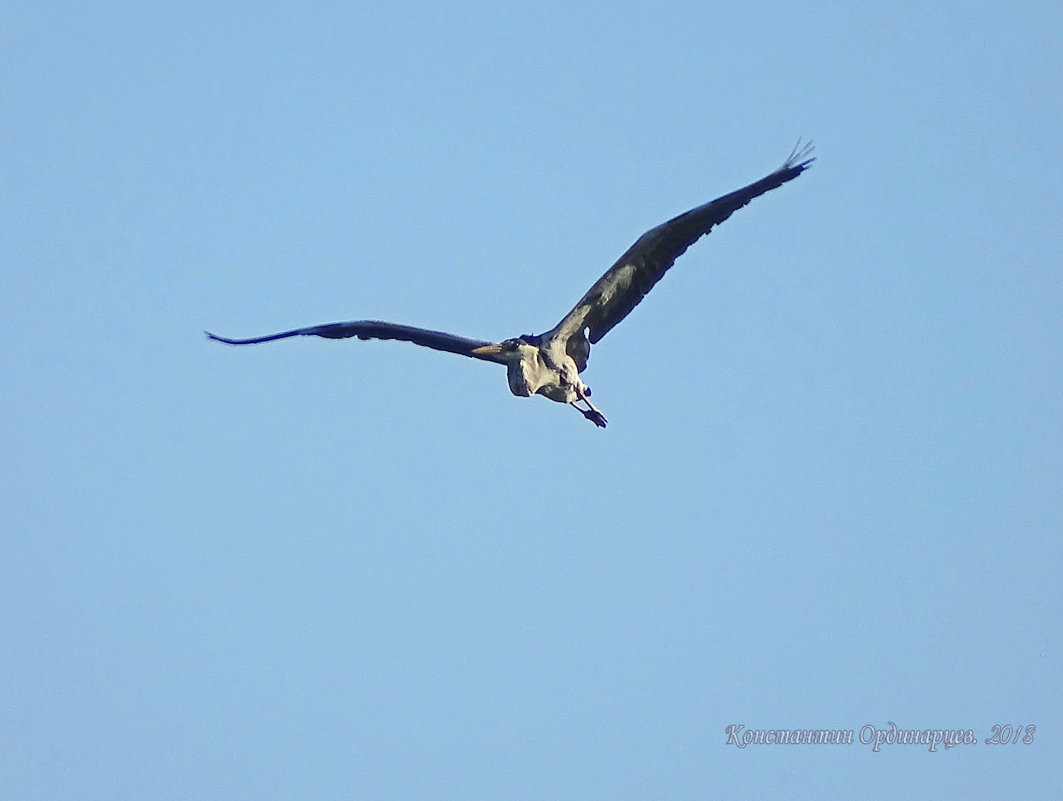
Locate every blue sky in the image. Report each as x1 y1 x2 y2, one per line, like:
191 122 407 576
3 1 1060 798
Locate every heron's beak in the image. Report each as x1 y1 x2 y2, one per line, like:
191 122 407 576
471 344 504 357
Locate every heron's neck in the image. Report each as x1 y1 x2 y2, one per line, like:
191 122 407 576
506 346 558 397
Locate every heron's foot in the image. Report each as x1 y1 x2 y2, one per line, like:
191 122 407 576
571 401 607 428
581 407 608 428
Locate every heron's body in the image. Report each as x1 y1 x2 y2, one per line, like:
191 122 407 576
208 142 814 428
495 334 597 414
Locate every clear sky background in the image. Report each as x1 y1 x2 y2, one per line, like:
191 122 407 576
3 1 1060 799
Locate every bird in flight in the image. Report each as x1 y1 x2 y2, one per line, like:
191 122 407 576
208 142 814 428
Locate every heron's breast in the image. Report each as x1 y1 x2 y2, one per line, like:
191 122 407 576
505 362 535 397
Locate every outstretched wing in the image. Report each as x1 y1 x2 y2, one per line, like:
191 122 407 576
550 141 814 346
206 320 507 363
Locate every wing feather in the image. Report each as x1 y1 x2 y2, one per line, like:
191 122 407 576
206 320 506 363
551 141 814 345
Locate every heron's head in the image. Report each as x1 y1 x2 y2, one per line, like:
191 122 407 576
471 337 538 362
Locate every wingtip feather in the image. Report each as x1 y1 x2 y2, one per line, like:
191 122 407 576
784 138 816 171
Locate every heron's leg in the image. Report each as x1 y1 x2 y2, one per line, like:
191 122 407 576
572 386 607 428
577 385 605 416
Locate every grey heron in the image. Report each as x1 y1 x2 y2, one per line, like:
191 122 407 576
207 142 814 428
